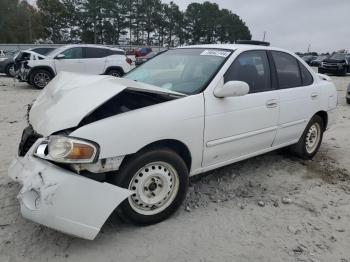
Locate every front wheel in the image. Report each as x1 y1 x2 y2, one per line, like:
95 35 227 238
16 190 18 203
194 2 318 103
114 148 189 225
30 69 53 89
291 115 324 159
5 63 15 77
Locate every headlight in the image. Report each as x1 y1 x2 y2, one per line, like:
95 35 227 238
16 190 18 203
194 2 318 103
35 136 99 164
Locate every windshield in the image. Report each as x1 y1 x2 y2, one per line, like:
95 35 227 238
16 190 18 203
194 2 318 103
124 48 232 94
330 53 346 60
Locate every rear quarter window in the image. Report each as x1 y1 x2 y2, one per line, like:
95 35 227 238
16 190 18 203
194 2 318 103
84 47 111 58
298 61 314 86
272 51 302 89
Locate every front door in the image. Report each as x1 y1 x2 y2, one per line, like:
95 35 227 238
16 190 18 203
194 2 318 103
54 47 85 74
203 50 279 168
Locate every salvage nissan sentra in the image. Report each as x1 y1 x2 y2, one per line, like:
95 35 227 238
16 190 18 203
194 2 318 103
8 43 337 240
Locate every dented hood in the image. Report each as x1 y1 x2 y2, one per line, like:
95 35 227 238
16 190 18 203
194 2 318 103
30 72 183 136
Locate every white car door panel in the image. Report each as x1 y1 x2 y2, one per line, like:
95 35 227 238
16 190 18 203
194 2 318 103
84 58 107 74
203 50 279 167
204 90 279 166
54 59 84 73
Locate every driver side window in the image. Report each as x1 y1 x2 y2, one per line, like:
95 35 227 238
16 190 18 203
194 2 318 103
60 47 83 59
224 50 272 94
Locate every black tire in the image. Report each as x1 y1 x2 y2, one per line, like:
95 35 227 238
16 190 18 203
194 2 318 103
30 69 53 89
290 115 324 159
346 98 350 104
318 68 324 74
114 148 189 225
5 63 15 77
106 69 122 77
342 67 348 76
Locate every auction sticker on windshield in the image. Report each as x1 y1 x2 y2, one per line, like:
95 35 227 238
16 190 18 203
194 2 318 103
200 50 231 58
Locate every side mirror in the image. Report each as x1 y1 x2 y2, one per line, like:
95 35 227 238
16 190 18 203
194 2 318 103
214 81 250 98
55 54 65 60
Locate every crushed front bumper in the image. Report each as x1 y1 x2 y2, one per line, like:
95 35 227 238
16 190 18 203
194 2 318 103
8 139 132 240
15 62 30 82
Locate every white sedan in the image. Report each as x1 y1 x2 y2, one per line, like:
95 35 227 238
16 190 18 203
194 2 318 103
9 44 337 240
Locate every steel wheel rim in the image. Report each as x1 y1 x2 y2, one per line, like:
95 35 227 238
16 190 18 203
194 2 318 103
33 72 50 88
128 161 179 215
305 123 321 154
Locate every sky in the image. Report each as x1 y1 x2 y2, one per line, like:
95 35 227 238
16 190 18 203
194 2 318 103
164 0 349 53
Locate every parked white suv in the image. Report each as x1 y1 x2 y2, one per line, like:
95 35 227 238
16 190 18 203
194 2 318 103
9 44 337 240
16 44 133 89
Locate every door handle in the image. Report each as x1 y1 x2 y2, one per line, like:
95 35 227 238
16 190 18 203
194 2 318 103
266 99 278 108
311 92 318 99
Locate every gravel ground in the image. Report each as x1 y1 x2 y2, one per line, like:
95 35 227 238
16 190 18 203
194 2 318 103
0 72 349 262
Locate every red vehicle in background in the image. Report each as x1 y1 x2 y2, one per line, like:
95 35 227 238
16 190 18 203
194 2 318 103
135 47 152 57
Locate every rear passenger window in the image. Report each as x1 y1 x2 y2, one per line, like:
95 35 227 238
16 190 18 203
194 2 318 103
298 62 313 86
224 50 272 93
84 48 111 58
272 51 302 89
111 50 125 55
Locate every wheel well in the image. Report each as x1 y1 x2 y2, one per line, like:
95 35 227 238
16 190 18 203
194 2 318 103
5 63 14 74
105 66 124 76
124 140 192 172
29 66 55 78
315 111 328 131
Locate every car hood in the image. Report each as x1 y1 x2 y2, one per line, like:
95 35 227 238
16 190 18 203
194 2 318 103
29 72 184 136
15 51 46 63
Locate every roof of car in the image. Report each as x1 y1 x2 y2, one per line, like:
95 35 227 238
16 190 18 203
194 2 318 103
178 44 289 53
60 44 124 52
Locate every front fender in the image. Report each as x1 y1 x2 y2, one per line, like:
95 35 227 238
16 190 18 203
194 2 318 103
71 94 205 174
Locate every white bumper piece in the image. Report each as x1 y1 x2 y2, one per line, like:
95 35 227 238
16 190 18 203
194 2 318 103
8 140 132 240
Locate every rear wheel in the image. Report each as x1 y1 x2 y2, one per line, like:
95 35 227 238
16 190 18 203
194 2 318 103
114 148 189 225
290 115 324 159
30 69 53 89
107 69 122 77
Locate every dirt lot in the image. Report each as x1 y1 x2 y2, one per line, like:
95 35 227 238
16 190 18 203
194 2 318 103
0 72 349 262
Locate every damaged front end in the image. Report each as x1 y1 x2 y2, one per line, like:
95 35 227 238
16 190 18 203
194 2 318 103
9 72 185 239
9 138 132 240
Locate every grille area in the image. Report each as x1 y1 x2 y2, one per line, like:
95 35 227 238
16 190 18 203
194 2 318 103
18 126 42 157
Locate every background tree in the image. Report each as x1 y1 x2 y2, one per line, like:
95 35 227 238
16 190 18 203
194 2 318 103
36 0 70 43
0 0 252 46
0 0 43 43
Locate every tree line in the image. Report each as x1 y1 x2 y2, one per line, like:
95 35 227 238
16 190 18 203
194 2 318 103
0 0 252 46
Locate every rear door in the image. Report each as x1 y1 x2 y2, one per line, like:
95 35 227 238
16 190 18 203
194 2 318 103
271 51 319 146
54 47 84 73
83 47 109 74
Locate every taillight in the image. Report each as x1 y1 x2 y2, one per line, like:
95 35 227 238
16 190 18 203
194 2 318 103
126 57 132 65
